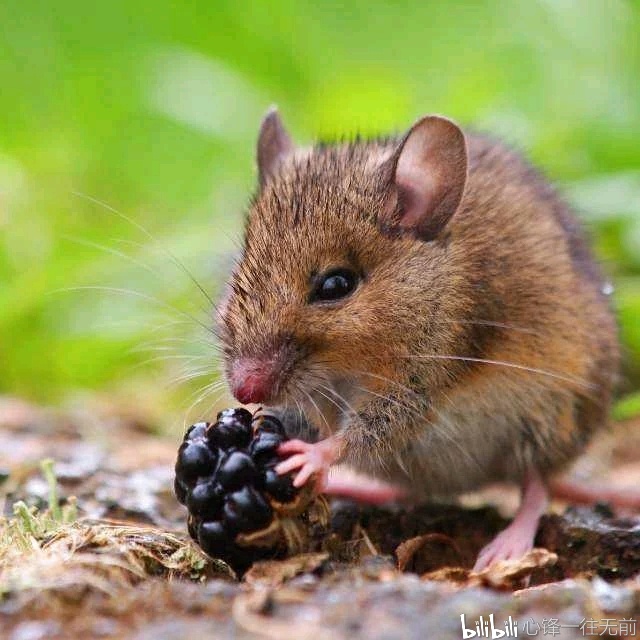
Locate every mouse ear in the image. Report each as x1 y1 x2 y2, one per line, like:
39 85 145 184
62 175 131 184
379 115 468 241
257 107 294 187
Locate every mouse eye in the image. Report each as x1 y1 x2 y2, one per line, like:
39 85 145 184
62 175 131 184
310 267 359 303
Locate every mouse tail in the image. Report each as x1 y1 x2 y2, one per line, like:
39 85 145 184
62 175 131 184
549 478 640 509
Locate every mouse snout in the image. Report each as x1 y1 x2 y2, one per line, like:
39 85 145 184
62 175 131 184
229 356 280 405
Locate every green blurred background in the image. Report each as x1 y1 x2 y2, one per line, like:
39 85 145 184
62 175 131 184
1 0 640 427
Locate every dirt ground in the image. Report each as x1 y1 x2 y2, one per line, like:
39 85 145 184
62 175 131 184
1 395 639 639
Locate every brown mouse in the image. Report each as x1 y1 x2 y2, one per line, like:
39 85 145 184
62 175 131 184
217 108 619 569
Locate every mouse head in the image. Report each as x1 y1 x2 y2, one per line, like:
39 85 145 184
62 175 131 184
218 109 468 419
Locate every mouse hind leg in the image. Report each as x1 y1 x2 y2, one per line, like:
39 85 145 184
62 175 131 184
473 467 549 571
472 395 590 571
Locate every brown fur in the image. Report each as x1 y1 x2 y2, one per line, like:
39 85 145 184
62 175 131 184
218 122 619 500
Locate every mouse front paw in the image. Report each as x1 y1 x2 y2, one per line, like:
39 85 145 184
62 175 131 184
276 437 339 490
276 437 406 505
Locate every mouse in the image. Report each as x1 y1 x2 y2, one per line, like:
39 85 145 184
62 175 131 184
216 107 620 570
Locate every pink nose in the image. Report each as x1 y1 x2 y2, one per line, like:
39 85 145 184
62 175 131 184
230 358 277 405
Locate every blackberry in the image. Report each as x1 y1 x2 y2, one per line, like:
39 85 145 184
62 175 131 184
174 408 326 574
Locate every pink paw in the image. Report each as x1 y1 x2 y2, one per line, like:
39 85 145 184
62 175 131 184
275 438 406 504
275 438 336 489
473 523 535 571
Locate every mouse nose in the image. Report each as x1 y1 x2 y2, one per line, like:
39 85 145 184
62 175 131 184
229 357 278 405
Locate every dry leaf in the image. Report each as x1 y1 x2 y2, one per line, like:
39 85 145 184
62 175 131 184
420 566 471 584
396 532 464 572
243 552 329 588
472 548 558 589
421 549 558 589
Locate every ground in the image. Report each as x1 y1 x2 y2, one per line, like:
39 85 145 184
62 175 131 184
0 396 639 639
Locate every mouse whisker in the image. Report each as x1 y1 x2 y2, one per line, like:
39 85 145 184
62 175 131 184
425 404 489 476
132 315 219 351
292 397 306 433
132 334 219 351
350 369 421 400
60 234 213 322
180 371 225 399
61 232 169 282
296 382 332 435
430 318 541 335
180 382 227 428
351 368 491 470
168 366 223 387
143 317 205 333
392 449 411 479
195 388 228 425
129 332 221 385
72 191 219 312
131 344 203 355
51 285 218 338
313 385 347 415
398 354 596 391
351 371 487 475
352 385 424 417
314 383 360 424
128 353 210 375
133 350 210 362
180 378 226 404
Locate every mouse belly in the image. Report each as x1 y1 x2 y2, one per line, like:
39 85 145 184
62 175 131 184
352 384 589 501
393 418 522 499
